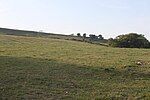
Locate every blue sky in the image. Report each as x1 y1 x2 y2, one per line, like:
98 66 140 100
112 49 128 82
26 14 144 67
0 0 150 40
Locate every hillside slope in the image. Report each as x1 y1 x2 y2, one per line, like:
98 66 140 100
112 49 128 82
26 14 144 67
0 27 83 41
0 35 150 99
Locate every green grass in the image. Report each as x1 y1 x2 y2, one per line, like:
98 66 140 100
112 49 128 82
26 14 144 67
0 35 150 99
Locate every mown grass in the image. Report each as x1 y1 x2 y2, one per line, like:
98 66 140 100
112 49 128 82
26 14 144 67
0 35 150 99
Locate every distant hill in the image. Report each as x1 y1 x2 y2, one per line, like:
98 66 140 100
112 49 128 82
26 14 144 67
0 27 108 46
0 27 81 40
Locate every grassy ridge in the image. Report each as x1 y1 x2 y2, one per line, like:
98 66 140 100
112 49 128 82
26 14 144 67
0 27 108 45
0 27 83 41
0 35 150 99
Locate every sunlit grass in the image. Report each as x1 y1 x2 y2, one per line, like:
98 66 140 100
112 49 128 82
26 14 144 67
0 35 150 99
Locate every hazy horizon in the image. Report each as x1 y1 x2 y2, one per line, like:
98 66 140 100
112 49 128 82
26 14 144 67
0 0 150 40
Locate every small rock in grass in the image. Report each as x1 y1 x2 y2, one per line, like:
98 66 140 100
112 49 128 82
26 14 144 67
136 61 142 65
65 91 68 94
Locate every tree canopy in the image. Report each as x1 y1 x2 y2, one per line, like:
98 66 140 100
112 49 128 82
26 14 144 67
108 33 150 48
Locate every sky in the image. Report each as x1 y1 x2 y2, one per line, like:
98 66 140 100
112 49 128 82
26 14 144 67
0 0 150 40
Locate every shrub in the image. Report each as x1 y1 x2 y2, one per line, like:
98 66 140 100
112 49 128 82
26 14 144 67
109 33 150 48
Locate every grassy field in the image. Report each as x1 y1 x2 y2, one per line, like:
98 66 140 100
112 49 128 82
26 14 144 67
0 34 150 99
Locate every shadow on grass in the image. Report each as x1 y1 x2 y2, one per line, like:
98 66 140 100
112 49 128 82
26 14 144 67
0 56 149 99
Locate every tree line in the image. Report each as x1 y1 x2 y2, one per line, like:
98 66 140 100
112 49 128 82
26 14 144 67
74 33 150 48
76 33 104 41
